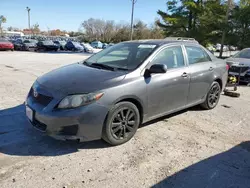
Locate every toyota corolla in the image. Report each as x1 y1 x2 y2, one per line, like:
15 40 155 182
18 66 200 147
26 39 228 145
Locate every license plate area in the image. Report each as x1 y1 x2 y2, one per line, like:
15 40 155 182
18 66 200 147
26 106 33 122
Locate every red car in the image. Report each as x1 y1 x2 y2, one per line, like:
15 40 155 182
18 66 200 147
0 38 14 51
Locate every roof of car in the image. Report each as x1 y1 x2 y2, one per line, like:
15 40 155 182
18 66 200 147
123 38 199 46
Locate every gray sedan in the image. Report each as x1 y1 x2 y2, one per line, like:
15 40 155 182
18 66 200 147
26 39 228 145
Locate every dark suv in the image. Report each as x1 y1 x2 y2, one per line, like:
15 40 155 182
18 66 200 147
26 38 228 145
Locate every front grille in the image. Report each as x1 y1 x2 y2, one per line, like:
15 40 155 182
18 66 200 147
29 88 53 106
229 66 249 73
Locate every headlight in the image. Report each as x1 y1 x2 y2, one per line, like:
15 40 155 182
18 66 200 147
58 93 104 109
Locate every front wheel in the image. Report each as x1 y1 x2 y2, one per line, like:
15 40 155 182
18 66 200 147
102 102 140 145
201 81 221 110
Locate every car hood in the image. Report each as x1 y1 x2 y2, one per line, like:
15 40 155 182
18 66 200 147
226 57 250 66
37 63 126 95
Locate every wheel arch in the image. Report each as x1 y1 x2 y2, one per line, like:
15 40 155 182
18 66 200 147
214 77 223 90
112 95 145 124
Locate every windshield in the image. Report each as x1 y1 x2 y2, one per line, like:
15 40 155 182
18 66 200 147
42 40 54 45
84 42 158 70
233 49 250 59
24 40 37 43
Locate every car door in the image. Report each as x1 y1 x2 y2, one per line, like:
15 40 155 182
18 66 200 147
184 45 215 106
145 45 190 119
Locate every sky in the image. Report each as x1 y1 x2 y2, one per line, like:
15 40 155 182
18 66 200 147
0 0 167 31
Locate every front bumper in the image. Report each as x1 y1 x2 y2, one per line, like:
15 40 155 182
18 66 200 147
26 85 109 142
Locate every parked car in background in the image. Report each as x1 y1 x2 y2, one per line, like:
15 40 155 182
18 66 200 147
216 44 229 52
81 43 94 53
102 43 108 49
65 41 84 51
36 40 59 51
53 40 67 50
91 40 103 49
26 39 228 146
229 45 237 51
0 38 14 51
107 43 115 48
14 39 37 51
226 48 250 84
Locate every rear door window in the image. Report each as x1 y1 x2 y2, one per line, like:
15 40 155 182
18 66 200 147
185 46 211 65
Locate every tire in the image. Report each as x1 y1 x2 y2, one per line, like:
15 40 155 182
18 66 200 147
102 102 140 145
201 81 221 110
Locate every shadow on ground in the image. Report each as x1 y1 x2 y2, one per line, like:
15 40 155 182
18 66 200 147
0 104 111 157
153 141 250 188
0 104 204 157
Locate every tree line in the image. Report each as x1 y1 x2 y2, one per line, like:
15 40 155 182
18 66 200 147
157 0 250 49
80 18 164 43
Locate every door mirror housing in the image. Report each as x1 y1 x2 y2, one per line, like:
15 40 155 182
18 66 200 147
148 64 167 74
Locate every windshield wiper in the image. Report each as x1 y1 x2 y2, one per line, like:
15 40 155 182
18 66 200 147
91 63 115 71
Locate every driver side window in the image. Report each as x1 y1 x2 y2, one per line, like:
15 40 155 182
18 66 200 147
151 46 185 69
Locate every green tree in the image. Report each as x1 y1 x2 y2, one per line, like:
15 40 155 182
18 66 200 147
157 0 226 45
0 15 7 36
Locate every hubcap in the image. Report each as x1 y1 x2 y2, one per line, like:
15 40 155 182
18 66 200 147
208 84 220 107
111 108 136 140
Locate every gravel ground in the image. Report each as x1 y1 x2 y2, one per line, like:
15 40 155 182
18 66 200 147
0 51 250 188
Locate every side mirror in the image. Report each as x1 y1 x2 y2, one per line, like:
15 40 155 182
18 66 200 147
148 64 167 74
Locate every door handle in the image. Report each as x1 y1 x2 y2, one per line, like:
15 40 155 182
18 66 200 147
209 67 214 71
182 72 188 77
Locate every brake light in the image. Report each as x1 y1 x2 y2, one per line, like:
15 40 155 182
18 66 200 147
226 64 230 70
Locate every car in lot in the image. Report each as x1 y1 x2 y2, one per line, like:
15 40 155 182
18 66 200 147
81 43 94 53
53 40 67 50
226 48 250 84
0 38 14 51
36 40 59 52
65 41 84 51
26 39 228 145
91 40 103 49
14 39 37 51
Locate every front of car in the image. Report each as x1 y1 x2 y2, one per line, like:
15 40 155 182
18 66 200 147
0 38 14 51
23 40 37 51
225 48 250 84
25 62 127 141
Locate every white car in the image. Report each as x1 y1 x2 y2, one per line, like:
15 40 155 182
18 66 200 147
81 43 94 53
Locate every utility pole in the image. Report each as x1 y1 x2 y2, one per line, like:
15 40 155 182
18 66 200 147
130 0 137 40
26 7 31 30
219 0 231 58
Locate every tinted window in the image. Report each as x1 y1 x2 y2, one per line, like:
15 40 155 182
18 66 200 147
151 46 185 69
185 46 211 64
233 49 250 59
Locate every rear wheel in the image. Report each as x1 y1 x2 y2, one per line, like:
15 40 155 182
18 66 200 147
201 81 221 110
102 102 140 145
